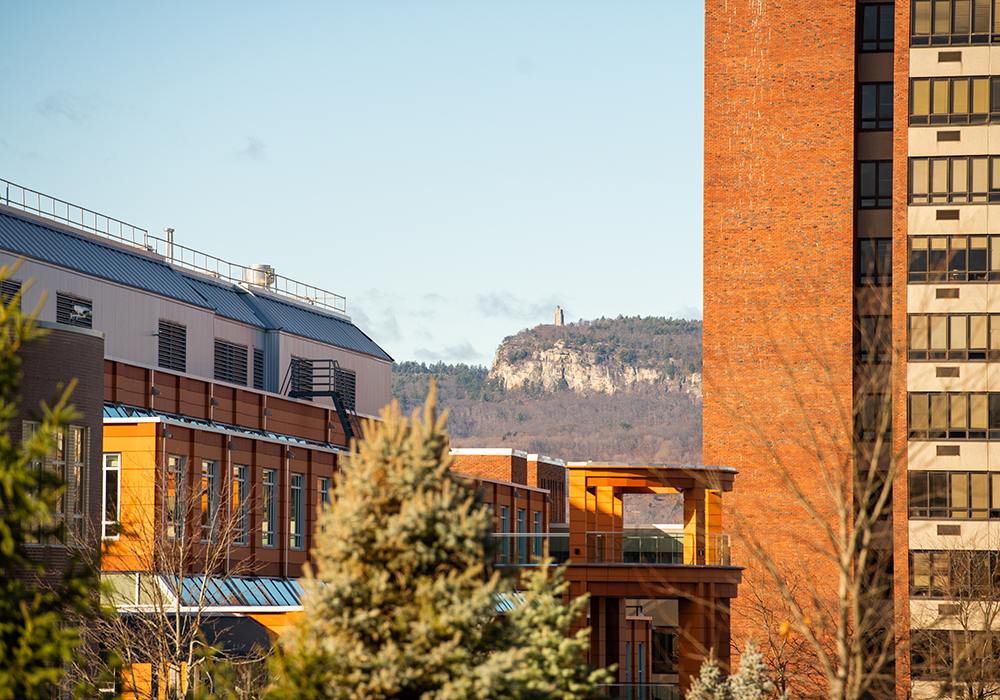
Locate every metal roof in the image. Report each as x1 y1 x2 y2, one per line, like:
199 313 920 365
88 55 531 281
245 293 393 362
183 275 266 328
0 209 392 361
0 210 210 309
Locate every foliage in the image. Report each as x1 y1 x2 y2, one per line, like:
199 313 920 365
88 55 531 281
264 388 610 699
688 641 782 700
0 263 102 700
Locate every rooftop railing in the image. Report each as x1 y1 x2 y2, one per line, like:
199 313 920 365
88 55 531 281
0 177 348 315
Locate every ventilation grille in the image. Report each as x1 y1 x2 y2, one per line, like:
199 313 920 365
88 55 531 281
214 340 248 386
0 279 21 308
158 321 187 372
288 356 314 396
253 348 265 390
56 292 93 328
335 368 357 412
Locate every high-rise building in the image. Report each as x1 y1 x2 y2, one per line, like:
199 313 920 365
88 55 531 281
706 1 1000 696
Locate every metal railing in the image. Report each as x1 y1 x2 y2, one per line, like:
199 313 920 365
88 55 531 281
587 531 731 566
599 684 679 700
1 177 147 245
0 177 348 315
491 533 569 566
144 233 347 314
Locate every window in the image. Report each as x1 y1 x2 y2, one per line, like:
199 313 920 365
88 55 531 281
318 476 330 510
51 427 66 528
70 426 87 538
233 465 248 546
910 550 1000 598
102 454 121 540
56 292 92 328
335 368 357 412
860 83 893 130
200 460 218 542
533 511 541 533
158 320 186 372
167 456 185 541
23 422 42 544
861 4 894 51
910 76 993 125
0 278 21 308
908 392 1000 439
909 471 995 519
911 0 999 46
909 235 1000 282
857 316 893 364
858 393 892 441
499 505 509 563
860 161 893 208
516 508 526 565
290 473 304 550
908 313 1000 360
253 348 265 390
638 642 645 684
263 469 276 548
626 642 632 684
214 339 248 386
909 156 1000 204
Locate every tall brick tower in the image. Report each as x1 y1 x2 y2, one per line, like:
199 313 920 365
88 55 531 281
704 0 913 695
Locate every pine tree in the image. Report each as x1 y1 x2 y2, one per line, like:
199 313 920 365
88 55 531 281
688 640 784 700
265 387 610 700
0 264 102 700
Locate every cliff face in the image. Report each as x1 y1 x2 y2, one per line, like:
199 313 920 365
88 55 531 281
489 338 703 398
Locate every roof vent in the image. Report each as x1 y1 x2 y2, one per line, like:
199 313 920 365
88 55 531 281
245 264 275 288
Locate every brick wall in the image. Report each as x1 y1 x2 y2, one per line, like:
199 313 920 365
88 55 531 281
704 0 857 678
450 450 528 486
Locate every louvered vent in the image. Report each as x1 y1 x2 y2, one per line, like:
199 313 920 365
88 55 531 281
215 340 248 386
253 348 265 390
0 279 21 308
158 321 187 372
288 357 314 397
56 292 93 328
335 368 357 412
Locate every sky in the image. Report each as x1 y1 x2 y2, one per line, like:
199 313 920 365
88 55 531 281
0 1 704 367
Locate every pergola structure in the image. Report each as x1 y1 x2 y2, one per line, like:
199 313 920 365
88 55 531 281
564 462 741 693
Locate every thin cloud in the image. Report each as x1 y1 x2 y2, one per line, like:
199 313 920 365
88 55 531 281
352 305 402 343
237 136 266 160
0 139 40 159
475 292 562 322
35 91 97 125
414 340 480 363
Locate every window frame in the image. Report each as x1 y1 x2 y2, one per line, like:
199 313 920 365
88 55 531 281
862 3 895 52
200 459 219 543
860 161 893 208
290 473 304 550
166 455 186 541
860 82 894 130
233 464 249 546
911 0 998 46
909 234 999 282
102 453 121 541
909 155 1000 204
262 469 276 548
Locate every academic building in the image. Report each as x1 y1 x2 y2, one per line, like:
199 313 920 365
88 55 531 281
1 177 741 698
705 1 1000 696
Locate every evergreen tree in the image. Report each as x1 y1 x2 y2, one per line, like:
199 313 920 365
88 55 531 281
688 641 784 700
0 265 102 700
266 387 610 700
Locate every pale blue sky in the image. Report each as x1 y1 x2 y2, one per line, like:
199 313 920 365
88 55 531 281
0 1 703 366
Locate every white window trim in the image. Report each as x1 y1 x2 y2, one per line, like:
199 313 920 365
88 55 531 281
103 453 122 541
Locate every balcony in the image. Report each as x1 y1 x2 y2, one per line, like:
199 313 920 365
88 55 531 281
490 532 730 567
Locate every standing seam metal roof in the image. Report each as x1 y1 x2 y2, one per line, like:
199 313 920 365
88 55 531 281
0 210 392 361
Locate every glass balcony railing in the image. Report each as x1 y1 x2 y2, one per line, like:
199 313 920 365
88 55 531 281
599 684 679 700
492 533 569 566
491 532 731 566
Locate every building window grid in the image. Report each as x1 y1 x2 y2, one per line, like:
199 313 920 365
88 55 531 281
167 456 186 541
859 239 893 287
909 234 1000 282
499 506 510 563
908 391 1000 439
910 76 996 125
516 508 527 565
862 4 895 51
908 156 1000 204
233 465 248 546
911 0 1000 46
262 469 276 548
860 161 893 208
290 473 304 550
200 460 218 543
102 453 121 541
909 471 998 519
51 427 66 528
908 313 1000 360
861 83 894 130
70 426 86 539
910 549 1000 598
